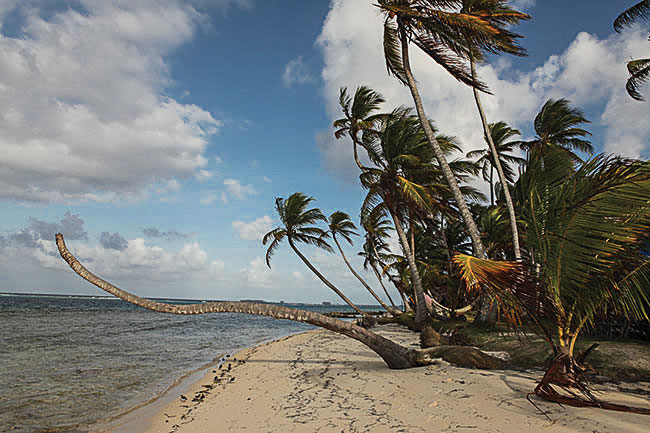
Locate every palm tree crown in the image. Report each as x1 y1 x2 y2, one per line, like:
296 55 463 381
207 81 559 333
519 98 593 162
328 211 359 245
467 121 524 205
334 86 387 171
614 1 650 101
263 193 332 268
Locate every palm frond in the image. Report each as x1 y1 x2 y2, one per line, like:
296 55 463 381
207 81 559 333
411 33 490 92
383 18 408 85
626 57 650 101
614 0 650 32
263 230 285 268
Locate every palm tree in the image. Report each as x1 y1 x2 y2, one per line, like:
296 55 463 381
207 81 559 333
262 193 368 317
376 0 529 259
460 0 530 260
614 0 650 101
466 121 524 206
455 149 650 414
55 234 451 369
327 211 400 315
359 206 404 311
518 98 593 164
361 107 480 321
360 108 436 322
334 86 386 171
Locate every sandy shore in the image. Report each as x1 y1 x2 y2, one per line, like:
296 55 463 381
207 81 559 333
107 324 650 433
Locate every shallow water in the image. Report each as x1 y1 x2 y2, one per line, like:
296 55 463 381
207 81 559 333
0 294 367 433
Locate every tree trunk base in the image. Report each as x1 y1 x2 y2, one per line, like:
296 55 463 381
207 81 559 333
532 353 650 416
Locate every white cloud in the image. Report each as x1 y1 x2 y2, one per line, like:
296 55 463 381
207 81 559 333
510 0 536 10
282 56 314 87
200 192 218 205
156 179 181 195
0 1 222 203
224 178 257 200
263 176 272 183
240 256 274 285
232 215 273 241
195 169 215 182
316 0 650 181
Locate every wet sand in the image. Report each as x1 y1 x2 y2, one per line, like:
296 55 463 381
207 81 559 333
108 324 650 433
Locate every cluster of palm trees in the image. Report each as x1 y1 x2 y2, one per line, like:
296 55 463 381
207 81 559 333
260 0 650 411
55 0 650 414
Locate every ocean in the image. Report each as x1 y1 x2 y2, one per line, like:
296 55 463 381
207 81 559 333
0 294 372 433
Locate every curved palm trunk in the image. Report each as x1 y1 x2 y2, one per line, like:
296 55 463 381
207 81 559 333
388 207 429 322
55 234 430 369
489 168 494 206
469 56 522 260
332 234 399 316
387 274 413 312
370 262 398 310
399 28 486 259
287 237 369 317
352 137 366 172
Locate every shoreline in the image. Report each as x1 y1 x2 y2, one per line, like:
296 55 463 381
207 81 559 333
91 331 313 433
104 325 650 433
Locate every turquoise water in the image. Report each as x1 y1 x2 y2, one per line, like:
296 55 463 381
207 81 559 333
0 294 370 433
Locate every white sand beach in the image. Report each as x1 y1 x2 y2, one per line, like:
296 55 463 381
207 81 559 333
104 325 650 433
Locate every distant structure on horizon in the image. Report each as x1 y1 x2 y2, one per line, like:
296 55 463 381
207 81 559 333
239 299 268 304
322 301 331 306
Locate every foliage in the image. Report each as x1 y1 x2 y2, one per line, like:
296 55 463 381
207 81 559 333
614 1 650 101
456 150 650 355
262 193 331 267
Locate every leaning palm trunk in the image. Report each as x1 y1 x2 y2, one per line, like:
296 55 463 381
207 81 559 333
56 234 505 370
332 234 399 315
388 206 429 322
57 235 413 368
399 29 486 259
388 274 413 312
287 237 369 317
370 261 398 311
469 55 521 260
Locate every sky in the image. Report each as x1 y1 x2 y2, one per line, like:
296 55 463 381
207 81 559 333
0 0 648 303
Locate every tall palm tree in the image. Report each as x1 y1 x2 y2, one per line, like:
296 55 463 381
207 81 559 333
460 0 530 260
359 206 403 311
334 86 386 171
377 0 529 259
360 108 437 322
327 211 400 315
614 0 650 101
466 121 524 206
361 107 480 321
262 193 369 317
518 98 593 164
455 149 650 414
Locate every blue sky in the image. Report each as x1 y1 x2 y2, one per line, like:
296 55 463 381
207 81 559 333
1 0 648 303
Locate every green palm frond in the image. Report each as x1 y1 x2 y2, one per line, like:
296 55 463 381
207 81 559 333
266 192 334 264
614 0 650 32
626 57 650 101
262 228 286 268
294 232 334 253
519 150 650 330
520 98 592 160
328 211 359 245
410 32 489 91
383 18 408 85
